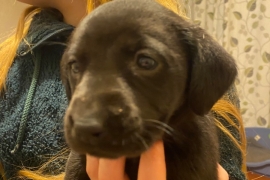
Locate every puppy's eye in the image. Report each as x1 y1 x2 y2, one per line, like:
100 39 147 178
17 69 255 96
137 56 157 70
71 62 79 73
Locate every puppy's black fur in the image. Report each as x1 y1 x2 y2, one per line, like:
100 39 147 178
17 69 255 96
61 0 237 179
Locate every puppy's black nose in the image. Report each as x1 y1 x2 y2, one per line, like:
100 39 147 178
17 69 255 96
70 116 104 138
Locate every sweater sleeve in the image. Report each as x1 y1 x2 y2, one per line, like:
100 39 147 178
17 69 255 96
212 85 247 180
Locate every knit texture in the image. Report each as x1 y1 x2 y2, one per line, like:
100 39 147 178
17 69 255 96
215 85 246 180
0 10 73 179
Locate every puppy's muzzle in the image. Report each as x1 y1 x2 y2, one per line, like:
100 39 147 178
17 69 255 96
66 91 142 143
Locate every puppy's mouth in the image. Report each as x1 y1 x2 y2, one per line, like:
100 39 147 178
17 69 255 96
67 133 154 158
64 118 165 158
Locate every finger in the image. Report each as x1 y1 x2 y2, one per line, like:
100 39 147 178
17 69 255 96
98 157 127 180
86 155 99 180
138 141 166 180
217 164 229 180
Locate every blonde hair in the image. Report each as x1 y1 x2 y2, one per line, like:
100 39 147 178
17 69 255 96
212 99 247 173
0 6 41 93
0 0 246 179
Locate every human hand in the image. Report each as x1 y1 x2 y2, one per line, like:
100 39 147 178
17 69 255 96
86 141 166 180
86 141 229 180
218 163 229 180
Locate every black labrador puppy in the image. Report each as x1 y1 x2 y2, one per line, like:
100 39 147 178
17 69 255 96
61 0 237 179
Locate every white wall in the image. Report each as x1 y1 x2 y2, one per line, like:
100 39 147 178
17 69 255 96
0 1 29 42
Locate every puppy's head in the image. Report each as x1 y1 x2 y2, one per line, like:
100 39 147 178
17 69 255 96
61 0 237 158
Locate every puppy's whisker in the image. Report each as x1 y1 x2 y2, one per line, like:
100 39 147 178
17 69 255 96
122 139 126 146
135 133 149 150
146 124 173 137
42 41 67 46
144 119 174 132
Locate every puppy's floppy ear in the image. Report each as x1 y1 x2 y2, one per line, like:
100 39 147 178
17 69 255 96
180 26 237 116
60 52 72 101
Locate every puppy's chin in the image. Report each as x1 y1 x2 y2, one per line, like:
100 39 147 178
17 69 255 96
83 148 147 159
65 130 162 159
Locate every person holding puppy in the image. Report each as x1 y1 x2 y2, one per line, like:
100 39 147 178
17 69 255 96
0 0 246 180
